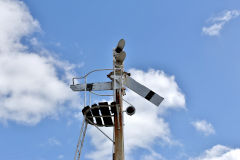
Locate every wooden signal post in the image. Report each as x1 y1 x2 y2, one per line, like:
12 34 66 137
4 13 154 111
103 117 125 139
113 88 124 160
112 39 126 160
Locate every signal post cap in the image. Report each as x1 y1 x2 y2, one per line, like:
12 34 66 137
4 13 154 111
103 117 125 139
115 39 125 53
117 39 125 50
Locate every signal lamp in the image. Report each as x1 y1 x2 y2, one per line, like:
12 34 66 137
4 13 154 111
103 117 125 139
126 106 136 116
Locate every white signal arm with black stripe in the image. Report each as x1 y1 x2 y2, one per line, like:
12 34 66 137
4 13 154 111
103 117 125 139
119 75 164 107
70 73 164 106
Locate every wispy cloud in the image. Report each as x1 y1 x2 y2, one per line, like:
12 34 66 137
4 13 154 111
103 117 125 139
48 137 62 146
189 144 240 160
202 10 240 36
140 151 165 160
191 120 215 136
58 154 64 159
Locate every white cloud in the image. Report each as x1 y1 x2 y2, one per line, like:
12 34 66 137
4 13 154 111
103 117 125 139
86 69 186 160
128 69 186 111
58 154 64 159
190 145 240 160
48 137 62 146
0 0 79 125
202 10 240 36
0 0 40 52
140 150 165 160
191 120 215 136
202 23 224 36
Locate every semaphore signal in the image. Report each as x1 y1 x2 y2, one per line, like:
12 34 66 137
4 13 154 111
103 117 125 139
70 39 164 160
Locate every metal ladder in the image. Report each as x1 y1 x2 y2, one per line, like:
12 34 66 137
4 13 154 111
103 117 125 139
74 119 88 160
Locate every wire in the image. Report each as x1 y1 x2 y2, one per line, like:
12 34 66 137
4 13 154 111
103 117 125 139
122 98 134 107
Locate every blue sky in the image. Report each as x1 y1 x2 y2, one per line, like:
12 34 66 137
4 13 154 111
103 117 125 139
1 0 240 160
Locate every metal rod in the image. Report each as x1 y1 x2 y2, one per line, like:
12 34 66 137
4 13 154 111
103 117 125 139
90 91 114 97
122 98 134 107
92 121 114 143
89 91 91 106
84 77 87 108
72 69 113 83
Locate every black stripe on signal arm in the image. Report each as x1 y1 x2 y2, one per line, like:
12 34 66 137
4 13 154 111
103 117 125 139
145 91 155 100
87 83 93 91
